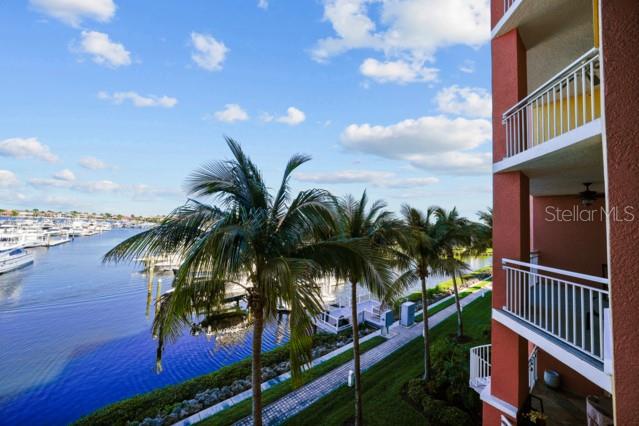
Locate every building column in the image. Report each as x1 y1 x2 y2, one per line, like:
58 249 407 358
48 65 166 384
600 1 639 424
491 171 530 418
489 24 529 425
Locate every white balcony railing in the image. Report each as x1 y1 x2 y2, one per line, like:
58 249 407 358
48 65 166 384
503 259 609 362
469 344 492 393
315 312 351 334
504 0 517 14
502 48 601 158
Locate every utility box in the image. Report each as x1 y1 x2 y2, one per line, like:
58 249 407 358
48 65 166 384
400 302 416 327
381 310 394 336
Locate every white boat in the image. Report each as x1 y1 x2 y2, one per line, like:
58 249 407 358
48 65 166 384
21 230 48 248
0 245 34 274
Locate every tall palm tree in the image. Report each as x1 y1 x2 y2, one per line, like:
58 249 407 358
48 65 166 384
395 205 445 381
474 207 493 254
103 138 388 426
434 207 472 339
333 192 402 425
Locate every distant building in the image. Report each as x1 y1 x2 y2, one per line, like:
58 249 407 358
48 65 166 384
471 1 639 424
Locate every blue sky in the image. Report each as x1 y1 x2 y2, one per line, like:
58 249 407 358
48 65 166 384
0 0 492 218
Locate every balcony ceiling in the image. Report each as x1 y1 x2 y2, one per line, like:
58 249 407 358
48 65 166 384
494 0 592 45
521 135 604 197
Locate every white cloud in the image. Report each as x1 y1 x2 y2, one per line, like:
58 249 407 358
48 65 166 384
459 59 475 73
53 169 76 181
191 32 228 71
277 107 306 126
359 58 437 84
131 184 183 200
297 170 393 184
406 151 492 175
0 171 19 188
29 177 72 188
28 176 120 194
74 180 122 193
77 31 131 68
30 0 115 27
258 0 268 9
311 0 489 62
98 91 178 108
213 104 249 123
28 175 181 200
78 156 110 170
435 85 491 118
340 115 491 175
0 137 58 163
259 112 275 123
295 169 438 187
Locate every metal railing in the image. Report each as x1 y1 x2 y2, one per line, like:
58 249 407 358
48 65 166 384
504 0 517 14
336 292 371 308
528 345 538 391
469 344 492 392
315 312 351 334
503 258 609 362
502 48 600 157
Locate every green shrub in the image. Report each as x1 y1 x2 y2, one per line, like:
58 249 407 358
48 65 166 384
420 394 446 416
406 379 427 404
439 406 473 426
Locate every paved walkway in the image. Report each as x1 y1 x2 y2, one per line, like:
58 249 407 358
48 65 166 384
234 286 492 425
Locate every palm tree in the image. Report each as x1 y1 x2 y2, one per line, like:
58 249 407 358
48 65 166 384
103 138 388 426
434 207 472 339
395 205 445 381
333 192 402 425
473 208 493 254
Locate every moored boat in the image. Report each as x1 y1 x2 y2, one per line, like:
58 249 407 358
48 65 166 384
0 246 34 274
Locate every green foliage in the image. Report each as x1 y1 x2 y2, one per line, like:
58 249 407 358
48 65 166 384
439 406 473 426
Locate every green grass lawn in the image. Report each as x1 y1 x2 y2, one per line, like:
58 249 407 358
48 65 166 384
284 292 493 426
415 280 490 321
198 336 386 425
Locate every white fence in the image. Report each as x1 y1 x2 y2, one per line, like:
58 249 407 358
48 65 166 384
503 258 609 362
502 48 600 157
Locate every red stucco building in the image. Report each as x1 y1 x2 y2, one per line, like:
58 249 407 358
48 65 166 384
471 0 639 424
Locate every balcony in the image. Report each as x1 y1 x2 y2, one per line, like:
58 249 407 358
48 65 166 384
495 259 612 391
469 344 492 393
500 48 601 166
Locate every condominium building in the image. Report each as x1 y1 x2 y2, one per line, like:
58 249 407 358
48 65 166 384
469 0 639 424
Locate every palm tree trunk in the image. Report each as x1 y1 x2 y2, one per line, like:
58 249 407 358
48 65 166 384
350 281 364 426
251 304 264 426
420 275 431 381
451 271 464 338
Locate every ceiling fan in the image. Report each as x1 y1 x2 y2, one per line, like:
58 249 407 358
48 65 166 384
579 182 604 206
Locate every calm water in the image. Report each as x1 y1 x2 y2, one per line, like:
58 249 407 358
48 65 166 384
0 229 491 425
0 229 290 425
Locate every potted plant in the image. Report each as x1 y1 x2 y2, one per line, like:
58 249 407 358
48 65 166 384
524 409 548 426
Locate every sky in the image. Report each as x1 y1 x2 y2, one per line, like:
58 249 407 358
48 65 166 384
0 0 492 218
